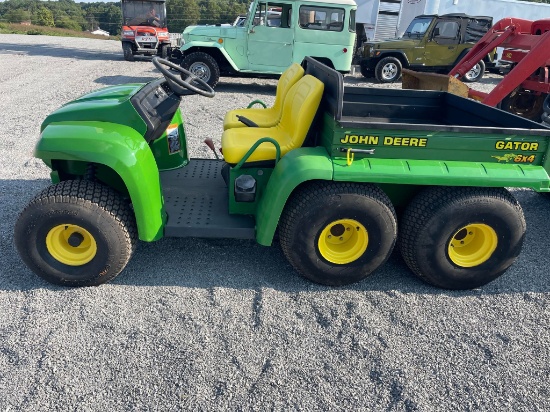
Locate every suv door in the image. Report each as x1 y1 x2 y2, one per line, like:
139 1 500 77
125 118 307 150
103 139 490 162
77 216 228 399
423 19 462 67
247 2 294 69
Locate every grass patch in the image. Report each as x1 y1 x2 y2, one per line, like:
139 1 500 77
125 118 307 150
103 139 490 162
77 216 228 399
0 23 119 40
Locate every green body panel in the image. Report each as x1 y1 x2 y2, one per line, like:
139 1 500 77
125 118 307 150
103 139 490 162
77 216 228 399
181 0 356 75
181 40 243 71
333 158 550 192
150 109 189 171
36 121 166 241
319 113 550 189
255 147 333 246
41 84 147 134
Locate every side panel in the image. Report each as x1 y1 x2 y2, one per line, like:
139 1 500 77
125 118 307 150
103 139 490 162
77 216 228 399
255 147 333 246
35 121 165 242
181 42 242 71
332 157 550 192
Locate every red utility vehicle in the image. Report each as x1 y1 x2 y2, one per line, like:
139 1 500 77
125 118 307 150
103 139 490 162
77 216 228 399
120 0 171 61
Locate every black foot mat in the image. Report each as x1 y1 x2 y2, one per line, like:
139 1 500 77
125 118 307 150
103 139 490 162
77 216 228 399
161 160 255 239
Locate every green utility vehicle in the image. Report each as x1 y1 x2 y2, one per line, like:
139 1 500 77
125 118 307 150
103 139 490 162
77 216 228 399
169 0 357 87
14 57 550 290
359 13 494 83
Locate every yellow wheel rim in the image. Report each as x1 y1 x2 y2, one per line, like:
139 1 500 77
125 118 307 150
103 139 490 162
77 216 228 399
46 224 97 266
318 219 368 265
447 223 498 268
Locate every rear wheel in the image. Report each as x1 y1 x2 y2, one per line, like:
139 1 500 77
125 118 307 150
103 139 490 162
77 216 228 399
14 180 138 287
500 88 546 121
122 42 135 62
375 56 402 83
462 60 485 83
279 181 397 286
181 52 220 88
400 187 525 290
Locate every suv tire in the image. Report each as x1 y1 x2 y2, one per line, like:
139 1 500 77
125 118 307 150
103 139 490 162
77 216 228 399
181 52 220 88
375 57 402 83
463 60 485 83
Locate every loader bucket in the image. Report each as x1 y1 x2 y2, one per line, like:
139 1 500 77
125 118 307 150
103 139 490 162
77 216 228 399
401 69 469 98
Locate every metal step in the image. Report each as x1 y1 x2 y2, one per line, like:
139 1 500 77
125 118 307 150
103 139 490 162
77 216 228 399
161 160 256 239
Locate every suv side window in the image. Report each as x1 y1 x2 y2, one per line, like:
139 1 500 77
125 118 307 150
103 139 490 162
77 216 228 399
299 6 345 31
254 3 291 28
432 20 460 45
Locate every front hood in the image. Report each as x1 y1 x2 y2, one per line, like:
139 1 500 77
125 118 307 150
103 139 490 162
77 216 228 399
41 84 145 132
369 38 420 50
182 25 240 42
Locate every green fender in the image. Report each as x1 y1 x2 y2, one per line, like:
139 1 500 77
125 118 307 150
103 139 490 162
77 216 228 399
181 42 240 72
35 121 165 242
255 147 334 246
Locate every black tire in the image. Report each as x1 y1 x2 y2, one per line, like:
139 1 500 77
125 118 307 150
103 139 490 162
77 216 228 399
122 42 135 62
374 56 402 83
400 187 526 290
360 61 374 78
279 181 397 286
159 43 168 59
462 60 485 83
14 180 138 287
501 88 546 121
181 51 220 89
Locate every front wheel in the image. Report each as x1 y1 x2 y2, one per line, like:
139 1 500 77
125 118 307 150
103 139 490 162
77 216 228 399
279 182 397 286
14 180 138 287
122 42 135 62
181 52 220 89
400 187 525 290
375 56 402 83
462 60 485 83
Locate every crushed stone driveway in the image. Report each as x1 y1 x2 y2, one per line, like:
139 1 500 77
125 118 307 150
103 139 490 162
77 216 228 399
0 34 549 411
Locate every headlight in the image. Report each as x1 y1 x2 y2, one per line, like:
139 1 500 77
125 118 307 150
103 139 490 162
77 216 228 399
368 46 375 57
122 30 134 36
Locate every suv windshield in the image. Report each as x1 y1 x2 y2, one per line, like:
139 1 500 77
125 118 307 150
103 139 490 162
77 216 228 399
122 1 167 28
404 17 433 37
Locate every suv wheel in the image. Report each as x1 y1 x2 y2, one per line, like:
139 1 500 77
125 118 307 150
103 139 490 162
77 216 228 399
375 57 402 83
463 60 485 83
181 52 220 88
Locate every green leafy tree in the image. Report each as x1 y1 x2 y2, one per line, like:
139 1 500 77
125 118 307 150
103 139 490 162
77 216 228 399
33 6 54 27
5 8 31 23
167 0 200 33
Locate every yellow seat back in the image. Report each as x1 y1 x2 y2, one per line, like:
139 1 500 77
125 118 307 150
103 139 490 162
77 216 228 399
271 63 305 117
276 74 324 152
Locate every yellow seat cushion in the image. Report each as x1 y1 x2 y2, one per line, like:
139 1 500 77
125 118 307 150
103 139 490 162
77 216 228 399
223 63 305 130
222 75 324 164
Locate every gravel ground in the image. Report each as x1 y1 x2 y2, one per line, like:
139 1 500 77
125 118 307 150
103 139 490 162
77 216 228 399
1 34 549 411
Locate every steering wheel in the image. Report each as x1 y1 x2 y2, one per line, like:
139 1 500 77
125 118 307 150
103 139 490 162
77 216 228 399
152 57 215 98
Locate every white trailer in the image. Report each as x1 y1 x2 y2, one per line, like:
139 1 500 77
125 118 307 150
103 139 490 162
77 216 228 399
356 0 550 42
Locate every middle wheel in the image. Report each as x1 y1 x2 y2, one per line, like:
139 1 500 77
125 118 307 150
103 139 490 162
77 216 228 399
279 182 397 286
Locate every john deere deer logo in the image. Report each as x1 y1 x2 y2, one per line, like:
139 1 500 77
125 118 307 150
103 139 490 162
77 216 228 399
492 153 517 163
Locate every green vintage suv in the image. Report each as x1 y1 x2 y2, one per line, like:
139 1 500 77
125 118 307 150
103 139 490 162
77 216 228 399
359 13 494 83
169 0 357 87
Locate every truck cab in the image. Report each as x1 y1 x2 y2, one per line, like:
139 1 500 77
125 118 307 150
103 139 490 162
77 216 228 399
171 0 357 87
359 13 494 83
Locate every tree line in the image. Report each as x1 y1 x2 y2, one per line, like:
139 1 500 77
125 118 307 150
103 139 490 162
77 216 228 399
0 0 249 36
1 0 549 36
